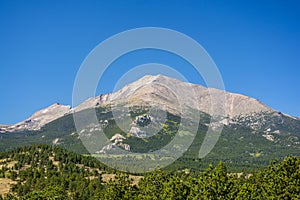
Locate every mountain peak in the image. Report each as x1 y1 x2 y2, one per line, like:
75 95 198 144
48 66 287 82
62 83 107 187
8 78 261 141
137 74 191 85
0 103 71 133
1 75 278 133
73 74 274 118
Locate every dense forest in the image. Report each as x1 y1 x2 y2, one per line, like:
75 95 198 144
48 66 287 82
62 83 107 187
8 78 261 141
0 145 299 199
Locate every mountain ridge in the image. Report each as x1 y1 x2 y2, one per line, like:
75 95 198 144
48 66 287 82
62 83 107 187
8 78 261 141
0 75 299 171
75 74 274 117
0 74 297 133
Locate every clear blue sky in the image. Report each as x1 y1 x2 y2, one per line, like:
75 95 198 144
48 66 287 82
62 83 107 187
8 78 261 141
0 0 299 124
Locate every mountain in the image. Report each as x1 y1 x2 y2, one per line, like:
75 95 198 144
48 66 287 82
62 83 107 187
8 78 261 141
0 75 299 172
74 74 273 118
0 74 276 133
0 125 9 129
0 103 71 133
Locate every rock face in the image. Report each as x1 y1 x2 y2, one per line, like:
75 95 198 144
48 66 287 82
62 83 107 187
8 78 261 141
0 75 281 133
129 127 147 138
77 74 273 118
96 133 130 153
0 103 71 133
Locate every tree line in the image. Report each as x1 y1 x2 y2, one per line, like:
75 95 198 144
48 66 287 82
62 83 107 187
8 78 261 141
0 144 299 199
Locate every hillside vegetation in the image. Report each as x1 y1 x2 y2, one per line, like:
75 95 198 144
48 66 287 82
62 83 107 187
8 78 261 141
1 106 299 173
0 145 299 199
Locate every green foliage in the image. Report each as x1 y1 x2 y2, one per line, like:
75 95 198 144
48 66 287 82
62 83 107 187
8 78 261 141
95 173 135 200
1 107 299 173
0 145 111 199
22 186 68 200
137 170 169 199
236 157 300 199
0 145 299 199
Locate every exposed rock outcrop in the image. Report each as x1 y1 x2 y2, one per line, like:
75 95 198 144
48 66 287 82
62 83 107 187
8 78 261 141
75 75 273 118
96 133 131 153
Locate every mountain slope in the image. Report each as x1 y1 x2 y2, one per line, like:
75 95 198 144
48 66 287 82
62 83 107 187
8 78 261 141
74 74 274 118
0 105 299 172
0 75 299 172
0 74 283 133
0 103 71 133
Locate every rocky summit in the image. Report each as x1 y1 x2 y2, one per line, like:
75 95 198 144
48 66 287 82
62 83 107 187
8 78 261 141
0 74 296 133
74 75 274 118
0 103 71 133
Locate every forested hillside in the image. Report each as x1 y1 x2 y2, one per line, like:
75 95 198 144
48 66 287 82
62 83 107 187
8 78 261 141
1 106 299 173
0 145 299 199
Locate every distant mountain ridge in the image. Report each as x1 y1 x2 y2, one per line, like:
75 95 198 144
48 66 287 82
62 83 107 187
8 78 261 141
0 74 296 133
0 103 71 133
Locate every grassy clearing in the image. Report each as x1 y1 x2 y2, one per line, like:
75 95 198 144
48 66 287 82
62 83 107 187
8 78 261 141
0 178 17 196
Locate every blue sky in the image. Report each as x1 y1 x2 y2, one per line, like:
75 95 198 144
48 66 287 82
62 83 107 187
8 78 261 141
0 0 299 124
